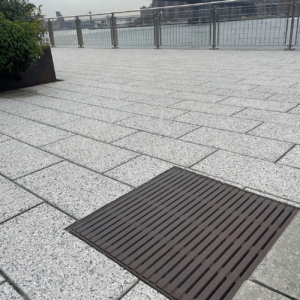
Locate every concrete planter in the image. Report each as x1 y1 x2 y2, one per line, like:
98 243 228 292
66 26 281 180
0 47 56 92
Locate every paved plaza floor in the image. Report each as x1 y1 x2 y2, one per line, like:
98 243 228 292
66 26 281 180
0 48 300 299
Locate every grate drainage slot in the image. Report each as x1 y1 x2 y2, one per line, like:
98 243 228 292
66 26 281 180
69 167 298 300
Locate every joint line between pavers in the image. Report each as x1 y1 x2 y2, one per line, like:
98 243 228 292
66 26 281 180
274 143 297 164
244 121 264 134
0 170 78 221
0 269 30 300
249 279 297 300
116 279 140 300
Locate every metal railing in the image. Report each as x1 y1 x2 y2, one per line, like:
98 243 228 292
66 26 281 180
46 0 300 50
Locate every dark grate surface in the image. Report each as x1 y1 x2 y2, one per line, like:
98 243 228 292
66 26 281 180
69 167 298 300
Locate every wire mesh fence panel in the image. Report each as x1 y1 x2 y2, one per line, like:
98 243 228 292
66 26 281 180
160 7 211 47
79 15 112 46
217 2 292 46
116 14 155 46
52 18 78 46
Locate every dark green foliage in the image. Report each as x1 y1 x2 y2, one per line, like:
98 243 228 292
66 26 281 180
0 0 48 78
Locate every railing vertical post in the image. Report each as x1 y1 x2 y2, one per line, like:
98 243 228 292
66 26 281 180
285 0 296 50
154 11 161 49
47 19 55 47
75 17 84 48
110 13 118 49
210 5 218 49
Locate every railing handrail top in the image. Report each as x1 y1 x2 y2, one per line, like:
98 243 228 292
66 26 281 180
47 0 250 20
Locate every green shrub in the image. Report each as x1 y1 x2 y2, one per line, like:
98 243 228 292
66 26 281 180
0 14 44 78
0 0 48 79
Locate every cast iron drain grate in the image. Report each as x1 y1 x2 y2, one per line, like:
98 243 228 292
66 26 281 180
69 167 298 300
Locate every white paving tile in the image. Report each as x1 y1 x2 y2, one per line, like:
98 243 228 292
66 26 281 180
105 156 173 187
0 140 62 180
43 135 139 173
113 132 214 167
17 161 132 219
0 204 138 300
0 283 23 299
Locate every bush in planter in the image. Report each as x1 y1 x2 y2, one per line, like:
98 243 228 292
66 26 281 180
0 0 48 79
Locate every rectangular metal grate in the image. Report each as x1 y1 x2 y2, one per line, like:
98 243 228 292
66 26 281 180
69 167 298 300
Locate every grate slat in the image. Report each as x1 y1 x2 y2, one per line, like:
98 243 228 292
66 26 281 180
69 167 298 300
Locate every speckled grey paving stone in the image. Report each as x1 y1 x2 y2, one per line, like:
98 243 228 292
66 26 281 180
249 122 300 144
60 118 137 143
19 107 83 126
267 93 300 103
232 280 290 300
219 97 296 112
0 98 41 115
277 145 300 168
0 111 29 128
181 127 292 161
0 140 62 180
120 103 186 119
0 283 23 299
122 281 168 300
105 155 173 187
1 119 74 147
120 92 182 106
117 115 198 138
172 100 243 116
13 93 90 114
113 132 214 167
0 275 5 284
193 150 300 203
17 161 132 219
234 108 300 127
0 204 138 300
175 111 260 133
288 105 300 115
43 135 138 173
250 213 300 299
158 92 227 103
0 134 10 143
76 105 133 123
210 88 273 100
0 176 42 223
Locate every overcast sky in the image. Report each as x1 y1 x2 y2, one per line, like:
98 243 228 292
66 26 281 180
30 0 151 18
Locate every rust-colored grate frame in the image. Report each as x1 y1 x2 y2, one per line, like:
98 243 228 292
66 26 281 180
69 167 298 300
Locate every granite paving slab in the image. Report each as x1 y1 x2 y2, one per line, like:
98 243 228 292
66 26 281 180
266 93 300 103
171 100 243 116
193 150 300 203
116 115 198 138
60 118 137 143
234 108 300 127
76 105 134 123
249 122 300 144
0 204 138 300
71 96 132 109
210 88 274 100
1 120 74 147
250 213 300 299
0 140 62 180
122 281 168 300
119 103 186 119
0 111 29 128
0 98 40 115
232 281 290 300
219 97 296 112
17 161 132 219
17 107 83 126
181 127 292 161
168 92 228 103
0 134 10 143
288 104 300 114
0 283 23 300
277 145 300 168
175 111 260 133
43 135 138 173
113 132 214 167
105 155 173 187
0 176 42 223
